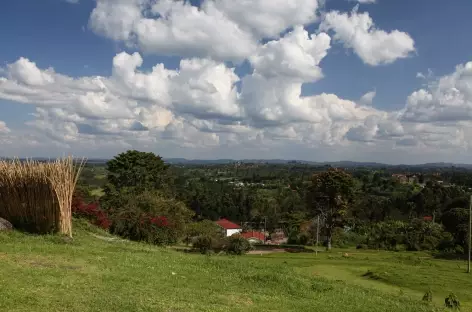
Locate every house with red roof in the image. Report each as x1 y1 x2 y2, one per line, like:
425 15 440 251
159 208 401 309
215 218 242 237
423 216 433 222
241 231 266 244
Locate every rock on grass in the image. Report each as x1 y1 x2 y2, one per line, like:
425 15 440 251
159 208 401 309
0 217 13 231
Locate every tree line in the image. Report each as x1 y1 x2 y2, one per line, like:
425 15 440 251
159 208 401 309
75 150 472 255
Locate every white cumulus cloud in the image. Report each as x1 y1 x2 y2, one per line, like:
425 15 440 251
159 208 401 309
359 90 376 106
402 62 472 123
0 44 383 154
320 6 415 66
250 26 331 81
0 121 10 134
212 0 319 38
89 0 322 62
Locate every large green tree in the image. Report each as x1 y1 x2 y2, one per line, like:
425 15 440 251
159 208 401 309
104 150 171 195
442 208 469 248
307 168 355 250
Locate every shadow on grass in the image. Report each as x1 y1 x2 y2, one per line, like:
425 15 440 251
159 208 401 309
171 247 199 254
171 245 316 255
253 244 315 254
362 270 385 281
432 252 467 260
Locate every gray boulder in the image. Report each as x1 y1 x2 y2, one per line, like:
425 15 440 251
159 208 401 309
0 217 13 231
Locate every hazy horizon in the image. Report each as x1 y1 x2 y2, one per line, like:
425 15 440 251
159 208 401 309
2 154 472 167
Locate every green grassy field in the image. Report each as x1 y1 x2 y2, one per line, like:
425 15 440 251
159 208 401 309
0 221 469 312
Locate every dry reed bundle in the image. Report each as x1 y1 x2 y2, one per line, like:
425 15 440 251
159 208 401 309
0 157 85 236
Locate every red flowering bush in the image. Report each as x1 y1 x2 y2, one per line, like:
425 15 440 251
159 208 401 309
145 215 169 227
72 193 112 230
111 209 174 245
73 186 193 245
105 190 193 245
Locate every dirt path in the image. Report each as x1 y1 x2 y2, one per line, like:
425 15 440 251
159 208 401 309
90 233 126 242
248 249 286 255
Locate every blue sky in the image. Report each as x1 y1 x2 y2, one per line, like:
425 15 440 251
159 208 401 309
1 0 472 163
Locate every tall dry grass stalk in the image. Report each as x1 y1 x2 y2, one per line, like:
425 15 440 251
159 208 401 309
0 157 85 236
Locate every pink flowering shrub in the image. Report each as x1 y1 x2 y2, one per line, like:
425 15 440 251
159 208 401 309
72 193 111 230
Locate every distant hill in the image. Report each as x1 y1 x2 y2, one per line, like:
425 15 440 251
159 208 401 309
3 157 472 169
162 158 472 169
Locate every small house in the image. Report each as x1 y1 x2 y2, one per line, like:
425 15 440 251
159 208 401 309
392 174 408 184
241 231 266 244
215 218 242 237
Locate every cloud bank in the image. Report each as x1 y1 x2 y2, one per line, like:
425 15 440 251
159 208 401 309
1 0 471 163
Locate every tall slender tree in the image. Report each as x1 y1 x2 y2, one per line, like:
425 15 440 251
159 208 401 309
307 168 355 250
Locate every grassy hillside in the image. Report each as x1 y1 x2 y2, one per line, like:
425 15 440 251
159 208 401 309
0 220 466 311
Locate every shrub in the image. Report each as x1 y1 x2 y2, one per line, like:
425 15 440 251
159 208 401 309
106 190 193 245
422 290 433 302
193 235 251 255
193 235 228 254
435 232 465 258
437 232 455 251
297 233 310 246
193 235 214 254
287 230 301 245
367 221 406 250
332 227 366 248
111 210 172 245
185 220 223 245
226 235 252 255
405 219 444 251
454 245 465 255
72 193 111 230
286 228 313 246
445 293 460 309
356 244 368 250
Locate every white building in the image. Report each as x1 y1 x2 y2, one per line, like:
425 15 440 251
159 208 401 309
215 219 242 237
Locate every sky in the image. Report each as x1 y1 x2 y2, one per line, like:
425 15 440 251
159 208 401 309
1 0 472 164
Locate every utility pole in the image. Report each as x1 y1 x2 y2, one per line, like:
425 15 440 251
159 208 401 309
264 216 267 244
316 215 320 256
468 195 471 273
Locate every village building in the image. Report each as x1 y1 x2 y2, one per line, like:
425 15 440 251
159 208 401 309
240 231 266 244
215 218 242 237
